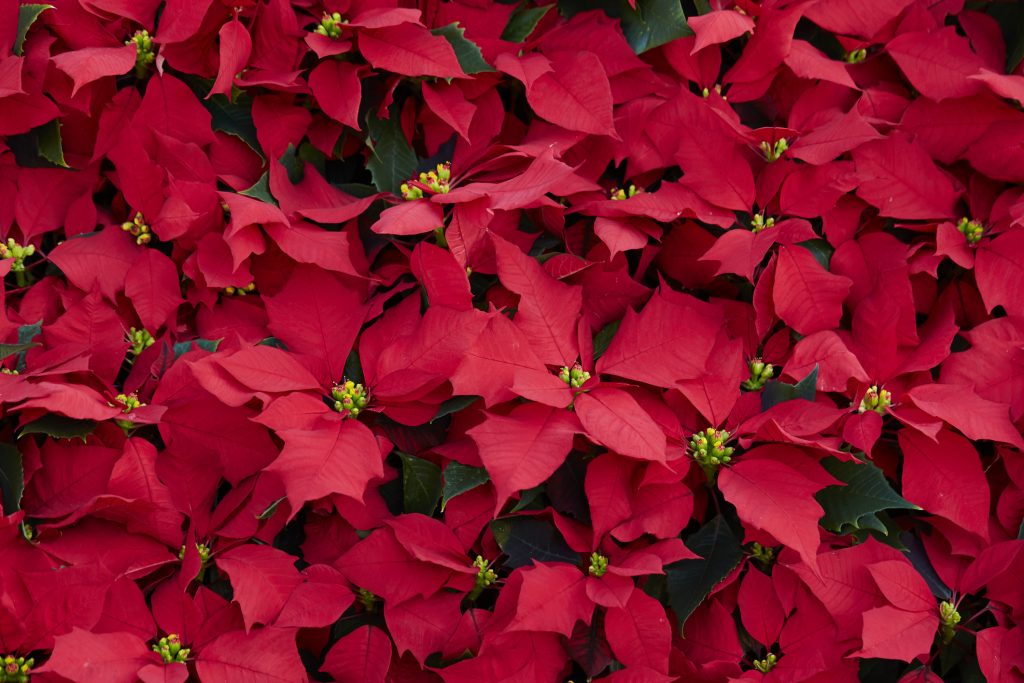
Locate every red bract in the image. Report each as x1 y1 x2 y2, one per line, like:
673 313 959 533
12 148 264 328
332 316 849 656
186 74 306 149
1 0 1023 681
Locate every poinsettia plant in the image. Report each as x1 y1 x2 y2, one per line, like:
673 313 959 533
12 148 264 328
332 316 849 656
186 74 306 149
1 0 1023 680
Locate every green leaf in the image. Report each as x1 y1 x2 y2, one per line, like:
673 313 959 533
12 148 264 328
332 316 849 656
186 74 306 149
442 462 489 510
501 4 554 42
0 341 39 362
490 516 577 568
173 338 222 359
431 23 495 74
817 456 921 536
665 516 743 633
14 321 41 373
258 496 286 521
558 0 692 54
431 395 479 423
19 415 96 441
399 452 443 516
761 364 818 410
256 337 287 350
797 239 835 271
239 173 276 204
365 113 418 196
592 320 620 363
15 4 53 56
36 118 68 168
0 444 24 515
203 90 262 156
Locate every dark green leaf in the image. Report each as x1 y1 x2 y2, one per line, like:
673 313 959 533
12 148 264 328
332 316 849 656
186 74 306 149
592 320 620 363
0 444 24 515
0 341 39 362
665 516 743 633
510 484 545 512
16 4 53 56
817 456 921 536
278 144 304 184
19 415 96 441
203 90 262 155
761 364 818 410
258 496 287 521
256 337 287 350
36 119 68 168
988 2 1024 72
239 173 276 204
15 321 41 373
490 516 578 568
431 23 495 74
365 113 417 196
901 532 951 600
501 4 554 42
173 338 222 359
442 462 490 510
797 239 835 270
558 0 692 54
431 395 479 423
399 452 443 516
343 349 364 384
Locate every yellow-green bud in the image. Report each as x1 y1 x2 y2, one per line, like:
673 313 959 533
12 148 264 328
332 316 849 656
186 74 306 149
742 358 774 391
753 652 778 673
956 217 984 245
558 362 591 389
760 138 788 162
844 48 868 64
939 600 961 644
690 427 734 481
469 555 498 600
750 212 775 233
357 587 378 612
588 552 608 577
858 385 892 414
314 12 346 39
749 542 775 567
127 327 155 358
126 30 156 79
609 184 641 201
331 380 368 418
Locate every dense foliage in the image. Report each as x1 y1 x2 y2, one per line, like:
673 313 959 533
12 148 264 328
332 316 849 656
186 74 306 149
1 0 1023 681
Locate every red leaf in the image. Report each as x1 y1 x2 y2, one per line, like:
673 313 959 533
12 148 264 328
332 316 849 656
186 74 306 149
52 45 136 97
196 628 305 683
854 605 938 662
40 628 156 683
852 136 959 220
867 560 935 613
267 419 384 511
575 387 667 463
321 626 392 683
789 106 881 165
214 345 322 393
372 199 445 235
738 568 785 647
422 81 475 141
524 51 617 137
385 592 463 664
275 565 354 629
605 589 671 673
688 10 754 53
216 545 302 630
976 230 1024 318
719 459 824 572
125 249 184 331
468 402 578 514
597 289 720 387
906 383 1024 450
773 245 852 336
308 60 361 130
359 23 464 79
900 428 990 539
208 17 252 99
507 562 592 637
49 228 138 301
887 28 985 102
492 234 582 366
410 241 472 311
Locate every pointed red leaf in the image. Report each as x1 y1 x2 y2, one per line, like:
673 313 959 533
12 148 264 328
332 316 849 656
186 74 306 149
575 387 667 463
40 629 156 683
507 562 592 637
208 16 251 99
196 628 305 683
773 245 852 336
359 23 464 79
216 545 302 630
852 137 958 220
605 589 671 673
321 625 392 683
854 605 938 662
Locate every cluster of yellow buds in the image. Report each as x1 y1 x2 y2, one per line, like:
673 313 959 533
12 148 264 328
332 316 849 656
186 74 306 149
753 653 778 673
844 48 868 64
126 30 155 79
760 138 789 162
152 634 190 664
956 217 984 245
400 162 452 200
314 12 346 39
121 212 153 245
742 358 774 391
587 552 608 577
178 541 212 564
558 363 591 389
609 184 641 201
691 428 734 480
1 655 33 683
127 327 155 358
331 380 368 418
939 600 961 644
114 392 144 413
0 368 17 376
357 587 378 612
701 84 726 100
0 238 35 273
858 385 892 414
468 555 498 600
750 212 775 233
748 542 775 567
224 282 257 296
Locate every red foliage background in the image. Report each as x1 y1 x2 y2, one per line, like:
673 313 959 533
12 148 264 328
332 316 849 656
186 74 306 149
1 0 1023 681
